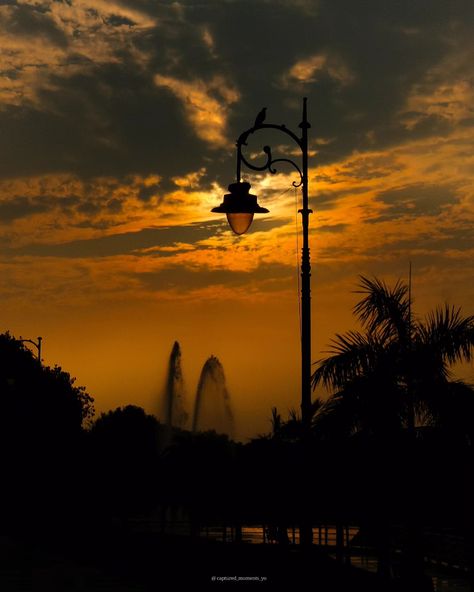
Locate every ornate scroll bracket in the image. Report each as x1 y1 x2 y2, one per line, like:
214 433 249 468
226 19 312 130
236 119 305 188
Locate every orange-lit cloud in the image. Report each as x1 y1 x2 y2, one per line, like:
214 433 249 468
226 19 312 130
283 53 355 87
154 74 240 147
0 0 156 107
1 124 472 311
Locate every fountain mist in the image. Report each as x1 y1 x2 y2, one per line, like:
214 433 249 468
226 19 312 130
192 356 235 438
163 341 188 428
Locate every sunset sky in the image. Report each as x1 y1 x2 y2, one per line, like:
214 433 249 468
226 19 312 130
1 0 473 440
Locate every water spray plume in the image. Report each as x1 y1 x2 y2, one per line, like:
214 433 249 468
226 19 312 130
192 355 235 438
163 341 188 428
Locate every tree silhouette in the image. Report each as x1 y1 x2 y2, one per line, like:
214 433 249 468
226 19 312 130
312 276 474 437
311 276 474 589
0 332 94 431
0 332 95 538
88 405 164 528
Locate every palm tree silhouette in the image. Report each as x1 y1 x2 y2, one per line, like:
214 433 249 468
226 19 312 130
311 276 474 589
312 275 474 437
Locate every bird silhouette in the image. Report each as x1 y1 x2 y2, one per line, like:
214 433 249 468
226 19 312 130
253 107 266 128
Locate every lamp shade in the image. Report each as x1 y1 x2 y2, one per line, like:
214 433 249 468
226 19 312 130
211 181 269 235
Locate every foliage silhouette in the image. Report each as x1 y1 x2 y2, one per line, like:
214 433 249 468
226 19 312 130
311 276 474 589
312 275 474 437
88 405 164 527
0 332 94 538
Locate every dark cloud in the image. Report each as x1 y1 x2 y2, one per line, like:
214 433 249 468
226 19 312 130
106 198 123 213
310 185 372 211
11 222 221 258
104 14 135 27
370 184 460 222
373 225 474 254
0 196 49 221
75 200 101 216
2 2 69 47
138 183 161 202
318 223 348 233
0 0 472 187
0 66 205 180
206 0 473 160
135 262 295 292
316 224 474 294
6 215 286 258
0 194 79 222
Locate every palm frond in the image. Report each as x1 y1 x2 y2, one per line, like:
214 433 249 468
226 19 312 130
422 379 474 436
354 275 410 342
310 397 324 418
312 330 383 391
313 275 474 439
418 304 474 365
311 391 360 439
270 406 281 436
413 399 435 428
288 407 300 422
312 377 406 437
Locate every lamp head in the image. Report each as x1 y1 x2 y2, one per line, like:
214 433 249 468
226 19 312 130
211 182 269 235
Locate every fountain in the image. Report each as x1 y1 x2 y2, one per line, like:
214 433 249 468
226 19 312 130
192 356 235 438
162 341 188 428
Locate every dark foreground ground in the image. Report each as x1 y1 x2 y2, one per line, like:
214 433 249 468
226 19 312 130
0 530 430 591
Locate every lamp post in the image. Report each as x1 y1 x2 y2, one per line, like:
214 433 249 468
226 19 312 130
211 98 313 545
18 336 42 364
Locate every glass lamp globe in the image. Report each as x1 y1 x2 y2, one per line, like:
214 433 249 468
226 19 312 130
226 212 254 235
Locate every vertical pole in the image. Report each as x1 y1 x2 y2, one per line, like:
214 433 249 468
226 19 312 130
401 261 433 590
236 142 242 183
407 261 414 431
299 97 313 546
299 97 312 435
37 336 42 364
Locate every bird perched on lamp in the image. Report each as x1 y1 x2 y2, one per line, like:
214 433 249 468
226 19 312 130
253 107 266 128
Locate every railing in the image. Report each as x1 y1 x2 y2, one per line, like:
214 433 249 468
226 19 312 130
128 517 471 591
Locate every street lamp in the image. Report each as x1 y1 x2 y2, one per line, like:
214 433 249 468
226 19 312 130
211 98 313 544
212 98 312 431
18 336 42 364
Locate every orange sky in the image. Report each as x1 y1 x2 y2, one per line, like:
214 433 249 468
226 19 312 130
1 0 473 439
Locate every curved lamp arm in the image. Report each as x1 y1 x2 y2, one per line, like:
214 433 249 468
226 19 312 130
236 122 305 187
